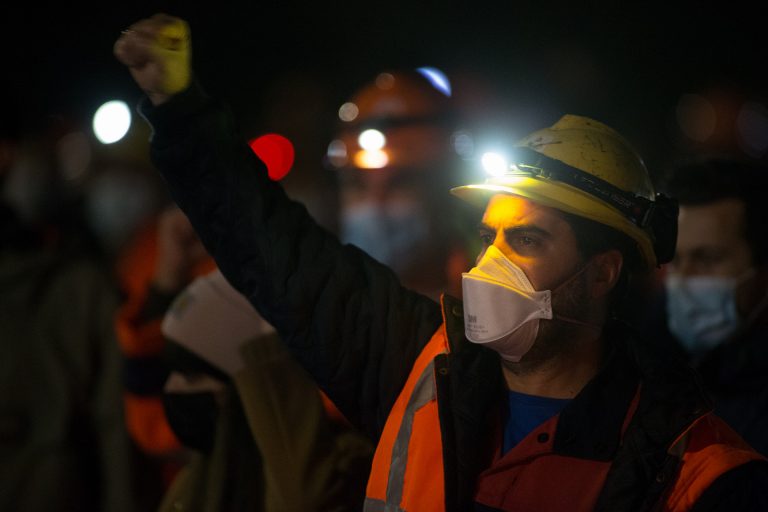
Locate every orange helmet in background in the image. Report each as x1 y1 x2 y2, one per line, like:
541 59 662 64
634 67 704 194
327 69 457 173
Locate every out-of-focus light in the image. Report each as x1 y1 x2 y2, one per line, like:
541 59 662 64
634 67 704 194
676 94 716 142
93 100 131 144
737 102 768 157
339 102 359 122
248 133 295 181
416 67 452 97
327 139 348 168
376 73 395 90
57 131 91 180
354 149 389 169
452 130 474 158
481 152 508 177
358 129 386 151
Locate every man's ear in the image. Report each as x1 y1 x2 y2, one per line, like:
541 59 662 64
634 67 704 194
589 249 623 299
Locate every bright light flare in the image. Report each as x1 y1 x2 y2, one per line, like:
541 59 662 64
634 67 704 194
416 67 451 97
481 152 508 177
358 129 386 151
354 150 389 169
93 100 131 144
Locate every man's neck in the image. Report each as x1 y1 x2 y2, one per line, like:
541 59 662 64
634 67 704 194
501 330 605 399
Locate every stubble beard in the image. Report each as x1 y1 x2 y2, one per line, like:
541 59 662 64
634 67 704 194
503 269 593 376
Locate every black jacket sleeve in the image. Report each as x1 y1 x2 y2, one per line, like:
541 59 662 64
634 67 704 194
139 83 444 439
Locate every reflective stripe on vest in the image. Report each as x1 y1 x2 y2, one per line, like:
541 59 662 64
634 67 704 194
365 328 450 512
364 362 435 512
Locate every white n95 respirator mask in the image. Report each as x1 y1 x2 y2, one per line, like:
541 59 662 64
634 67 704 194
461 245 553 362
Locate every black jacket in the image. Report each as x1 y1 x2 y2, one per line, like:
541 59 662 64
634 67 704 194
139 84 768 511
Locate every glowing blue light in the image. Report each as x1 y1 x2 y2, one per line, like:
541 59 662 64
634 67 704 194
416 67 451 97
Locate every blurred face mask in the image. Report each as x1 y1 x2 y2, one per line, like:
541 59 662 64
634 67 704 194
340 200 429 272
664 271 752 355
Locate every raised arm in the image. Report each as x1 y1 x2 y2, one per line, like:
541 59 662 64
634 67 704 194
114 14 444 438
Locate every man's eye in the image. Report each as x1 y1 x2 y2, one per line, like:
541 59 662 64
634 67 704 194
514 236 537 247
479 232 494 246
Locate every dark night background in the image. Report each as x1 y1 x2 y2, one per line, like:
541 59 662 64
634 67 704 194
3 2 766 196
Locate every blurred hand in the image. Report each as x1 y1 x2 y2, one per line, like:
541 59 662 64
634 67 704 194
114 13 191 105
153 207 208 293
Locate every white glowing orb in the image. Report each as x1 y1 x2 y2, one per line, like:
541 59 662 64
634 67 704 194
481 152 508 177
93 101 132 144
338 102 359 122
358 129 386 151
416 67 451 97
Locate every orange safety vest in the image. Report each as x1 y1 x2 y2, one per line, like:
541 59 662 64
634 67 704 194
115 220 216 457
364 323 765 512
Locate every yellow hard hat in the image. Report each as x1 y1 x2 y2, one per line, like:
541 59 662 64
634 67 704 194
451 115 677 268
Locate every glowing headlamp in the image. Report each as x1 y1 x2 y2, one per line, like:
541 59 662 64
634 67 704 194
481 152 509 177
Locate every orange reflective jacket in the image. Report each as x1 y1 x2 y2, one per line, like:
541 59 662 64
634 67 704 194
364 300 765 512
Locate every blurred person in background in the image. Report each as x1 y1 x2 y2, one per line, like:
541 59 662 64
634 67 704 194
0 88 134 510
642 159 768 456
327 68 476 299
157 268 373 511
115 14 768 511
117 203 374 512
112 134 375 509
115 205 215 507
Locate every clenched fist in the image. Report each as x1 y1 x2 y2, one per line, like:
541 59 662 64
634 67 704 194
114 13 191 105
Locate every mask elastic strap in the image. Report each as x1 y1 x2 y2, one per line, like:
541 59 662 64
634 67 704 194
550 259 593 295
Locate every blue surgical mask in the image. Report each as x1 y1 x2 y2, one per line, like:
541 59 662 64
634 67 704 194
664 272 751 355
340 201 429 273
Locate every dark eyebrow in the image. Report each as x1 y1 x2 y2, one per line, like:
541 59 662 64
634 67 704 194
478 222 494 233
478 222 552 240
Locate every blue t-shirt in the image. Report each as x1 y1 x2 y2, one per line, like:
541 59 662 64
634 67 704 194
502 390 572 454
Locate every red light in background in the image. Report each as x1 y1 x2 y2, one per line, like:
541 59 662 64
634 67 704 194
249 133 295 181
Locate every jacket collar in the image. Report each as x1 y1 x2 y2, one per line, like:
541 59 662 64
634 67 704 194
439 295 712 462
